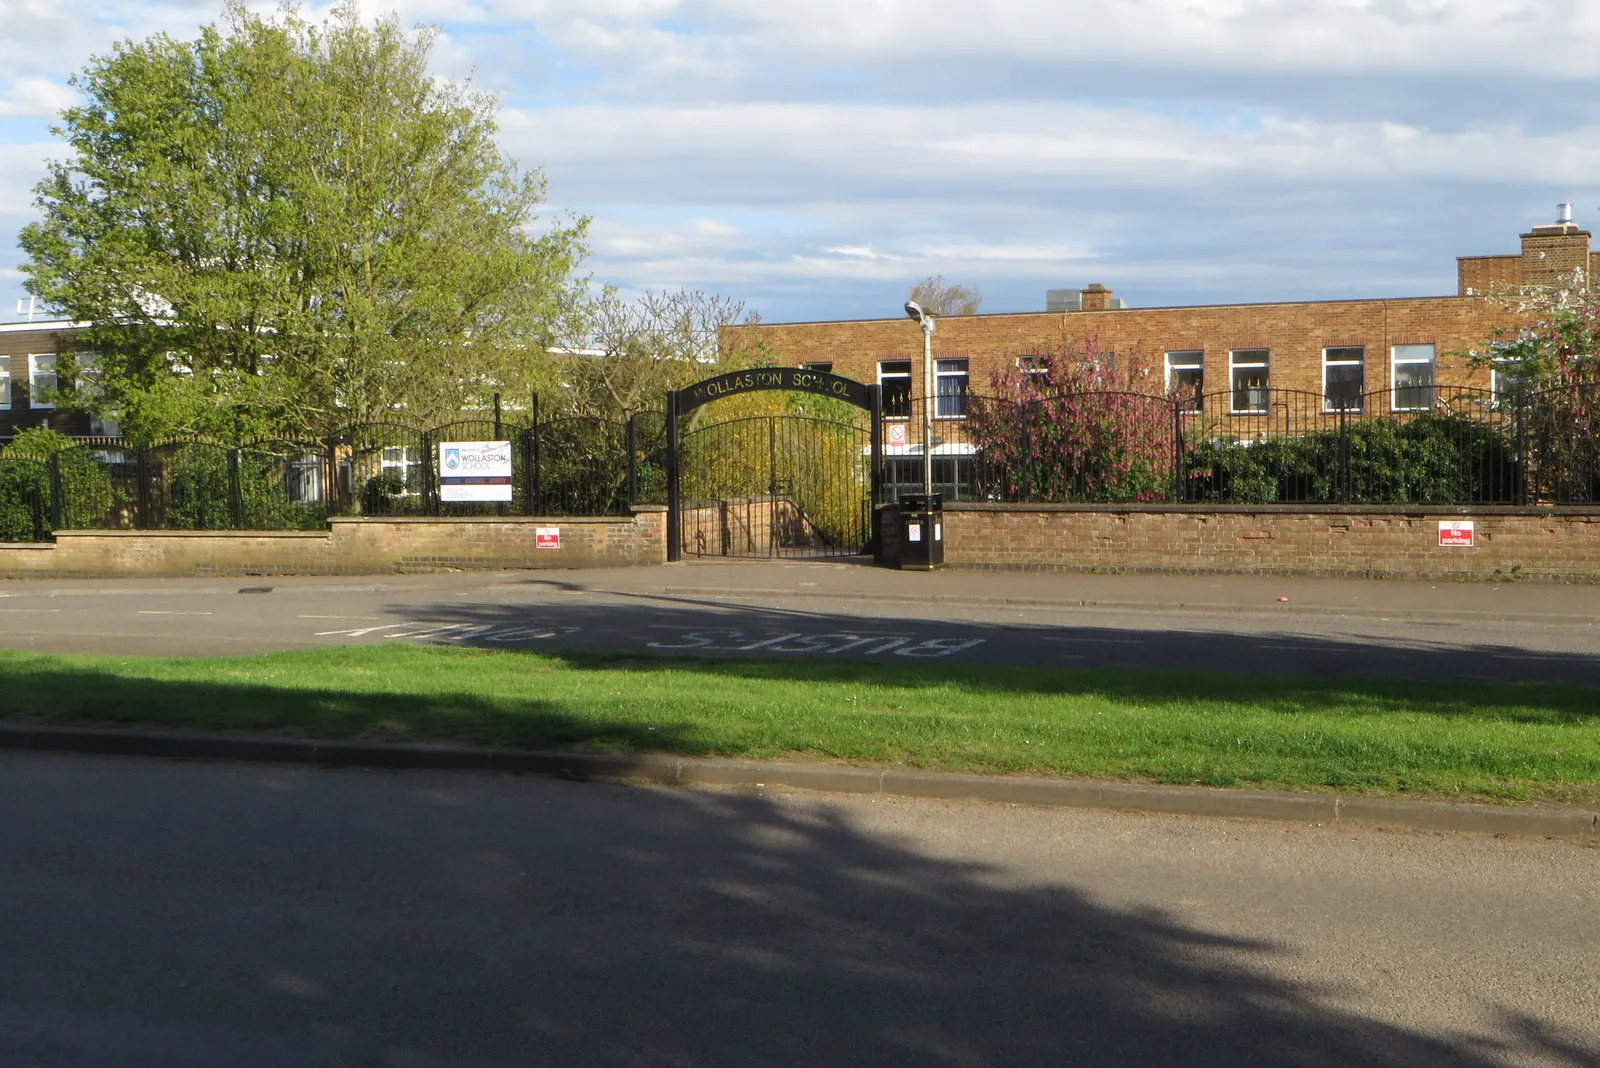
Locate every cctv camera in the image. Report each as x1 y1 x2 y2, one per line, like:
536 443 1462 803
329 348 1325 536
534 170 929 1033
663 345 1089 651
904 301 924 321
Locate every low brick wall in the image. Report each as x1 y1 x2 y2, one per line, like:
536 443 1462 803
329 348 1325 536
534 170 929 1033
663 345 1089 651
880 502 1600 582
0 508 667 578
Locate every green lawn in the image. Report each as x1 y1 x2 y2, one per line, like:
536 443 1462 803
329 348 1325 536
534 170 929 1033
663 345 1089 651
1 645 1597 805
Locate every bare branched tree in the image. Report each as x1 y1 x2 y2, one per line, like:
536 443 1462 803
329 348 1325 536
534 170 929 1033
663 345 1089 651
908 275 982 317
559 288 766 418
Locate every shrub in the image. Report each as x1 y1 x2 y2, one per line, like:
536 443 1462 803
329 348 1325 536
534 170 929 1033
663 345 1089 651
1183 413 1520 504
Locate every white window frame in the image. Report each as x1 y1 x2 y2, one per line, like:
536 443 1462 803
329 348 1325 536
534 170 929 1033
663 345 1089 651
1228 349 1270 415
934 358 969 419
27 354 57 409
1321 346 1365 413
800 361 833 373
1490 357 1531 409
1165 350 1204 412
379 445 422 495
1391 344 1436 412
0 356 10 410
1017 355 1050 378
878 359 912 420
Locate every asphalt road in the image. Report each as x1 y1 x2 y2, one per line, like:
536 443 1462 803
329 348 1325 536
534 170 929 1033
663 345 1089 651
2 750 1596 1068
0 562 1597 685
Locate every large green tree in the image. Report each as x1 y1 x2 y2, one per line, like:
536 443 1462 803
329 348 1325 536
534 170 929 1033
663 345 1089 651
21 2 586 444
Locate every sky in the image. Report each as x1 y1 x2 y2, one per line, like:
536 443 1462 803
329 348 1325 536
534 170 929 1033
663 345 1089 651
2 0 1599 325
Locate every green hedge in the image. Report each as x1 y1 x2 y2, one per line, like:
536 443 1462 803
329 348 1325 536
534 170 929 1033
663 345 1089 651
1184 413 1521 504
160 444 328 530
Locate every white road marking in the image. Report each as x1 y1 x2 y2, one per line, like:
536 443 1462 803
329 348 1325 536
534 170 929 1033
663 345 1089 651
644 629 985 658
314 620 578 642
136 610 214 616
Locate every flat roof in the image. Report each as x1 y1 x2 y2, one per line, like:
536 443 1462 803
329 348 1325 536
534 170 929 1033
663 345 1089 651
0 319 88 333
741 293 1484 330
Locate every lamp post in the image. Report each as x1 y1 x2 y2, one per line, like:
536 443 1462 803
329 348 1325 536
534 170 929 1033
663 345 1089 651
904 300 936 497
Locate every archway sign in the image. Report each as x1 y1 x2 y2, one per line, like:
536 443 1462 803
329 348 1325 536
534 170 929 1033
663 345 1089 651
666 368 883 562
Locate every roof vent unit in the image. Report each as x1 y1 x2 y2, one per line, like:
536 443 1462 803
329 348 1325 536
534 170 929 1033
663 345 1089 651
1046 289 1082 312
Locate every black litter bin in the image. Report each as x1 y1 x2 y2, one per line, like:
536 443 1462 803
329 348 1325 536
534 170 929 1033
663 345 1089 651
895 493 944 570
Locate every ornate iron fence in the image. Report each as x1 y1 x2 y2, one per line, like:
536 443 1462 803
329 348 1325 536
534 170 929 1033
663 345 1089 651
0 410 661 541
7 382 1600 543
891 384 1600 508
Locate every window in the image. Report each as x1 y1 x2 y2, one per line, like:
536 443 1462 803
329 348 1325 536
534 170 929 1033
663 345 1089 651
882 455 976 501
800 362 833 373
1392 344 1435 411
1165 351 1203 412
935 358 968 418
1322 346 1364 412
380 445 422 494
0 357 9 410
1229 349 1270 413
69 353 118 434
28 354 57 409
1017 355 1050 378
878 360 911 418
287 453 324 504
1491 355 1534 408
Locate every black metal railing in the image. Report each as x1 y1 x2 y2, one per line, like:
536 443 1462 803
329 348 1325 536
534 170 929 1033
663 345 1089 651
885 384 1600 508
8 381 1600 543
0 408 664 542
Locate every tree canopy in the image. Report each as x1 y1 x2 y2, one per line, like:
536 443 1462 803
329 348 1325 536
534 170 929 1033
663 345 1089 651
21 2 587 444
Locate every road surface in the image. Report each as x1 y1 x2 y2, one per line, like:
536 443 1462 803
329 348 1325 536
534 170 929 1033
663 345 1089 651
2 750 1596 1067
1 562 1596 685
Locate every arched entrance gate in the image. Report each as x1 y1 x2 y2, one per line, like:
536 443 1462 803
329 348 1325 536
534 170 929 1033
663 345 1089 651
667 368 883 561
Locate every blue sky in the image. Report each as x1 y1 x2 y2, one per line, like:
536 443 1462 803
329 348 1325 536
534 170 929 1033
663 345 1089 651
3 0 1599 324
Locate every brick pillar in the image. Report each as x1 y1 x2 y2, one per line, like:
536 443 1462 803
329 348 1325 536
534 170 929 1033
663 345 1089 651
1079 283 1115 311
1520 225 1591 287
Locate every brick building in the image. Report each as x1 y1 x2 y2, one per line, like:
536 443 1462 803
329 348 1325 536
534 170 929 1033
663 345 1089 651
725 211 1588 498
0 319 99 440
724 211 1599 416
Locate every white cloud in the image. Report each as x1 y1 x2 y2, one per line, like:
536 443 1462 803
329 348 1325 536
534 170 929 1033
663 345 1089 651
0 77 76 118
3 0 1599 323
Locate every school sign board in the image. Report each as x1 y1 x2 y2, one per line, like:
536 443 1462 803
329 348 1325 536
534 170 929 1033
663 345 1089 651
438 441 513 502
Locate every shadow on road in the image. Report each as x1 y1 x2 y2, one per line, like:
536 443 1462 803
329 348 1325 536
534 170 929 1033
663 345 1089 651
2 752 1589 1067
378 595 1600 716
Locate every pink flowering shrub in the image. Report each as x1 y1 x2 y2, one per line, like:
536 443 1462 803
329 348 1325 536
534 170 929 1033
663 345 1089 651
966 336 1175 502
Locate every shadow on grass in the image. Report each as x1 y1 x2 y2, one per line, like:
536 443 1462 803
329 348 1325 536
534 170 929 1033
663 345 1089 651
1 749 1592 1066
0 654 715 755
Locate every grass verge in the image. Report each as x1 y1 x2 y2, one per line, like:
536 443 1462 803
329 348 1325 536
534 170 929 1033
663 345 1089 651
0 645 1597 805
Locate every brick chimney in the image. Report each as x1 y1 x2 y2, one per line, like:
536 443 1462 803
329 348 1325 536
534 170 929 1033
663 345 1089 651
1080 283 1114 311
1520 203 1591 287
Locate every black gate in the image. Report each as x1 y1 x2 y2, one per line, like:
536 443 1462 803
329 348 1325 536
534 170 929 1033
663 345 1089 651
667 368 882 561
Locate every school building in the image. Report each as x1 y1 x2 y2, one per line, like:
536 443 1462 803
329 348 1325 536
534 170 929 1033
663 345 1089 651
724 209 1592 424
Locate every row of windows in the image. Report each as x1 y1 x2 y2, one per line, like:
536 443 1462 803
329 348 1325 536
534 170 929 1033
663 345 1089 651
0 354 58 410
864 359 971 419
848 347 1445 420
1164 346 1439 414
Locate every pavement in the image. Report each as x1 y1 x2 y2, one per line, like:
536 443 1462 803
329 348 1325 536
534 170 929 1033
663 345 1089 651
1 559 1597 837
